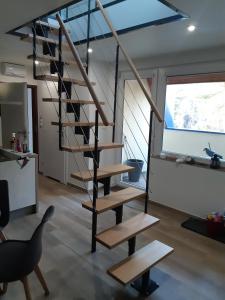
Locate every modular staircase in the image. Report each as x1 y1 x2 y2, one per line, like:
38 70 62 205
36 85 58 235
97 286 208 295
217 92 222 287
19 1 174 295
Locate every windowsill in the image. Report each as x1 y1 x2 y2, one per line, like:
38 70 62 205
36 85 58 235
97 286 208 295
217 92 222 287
153 152 225 173
165 127 225 136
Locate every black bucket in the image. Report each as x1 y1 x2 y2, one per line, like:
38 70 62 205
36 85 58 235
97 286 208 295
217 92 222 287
126 159 144 182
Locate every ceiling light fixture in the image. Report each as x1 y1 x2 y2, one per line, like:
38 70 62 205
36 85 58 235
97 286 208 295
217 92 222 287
88 48 93 53
187 24 196 32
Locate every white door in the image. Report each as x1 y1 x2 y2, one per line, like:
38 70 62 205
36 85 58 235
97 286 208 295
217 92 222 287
38 82 66 183
117 70 158 189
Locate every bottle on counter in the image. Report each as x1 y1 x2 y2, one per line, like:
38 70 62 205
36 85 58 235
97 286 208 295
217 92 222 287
16 137 22 153
22 138 28 153
10 133 16 151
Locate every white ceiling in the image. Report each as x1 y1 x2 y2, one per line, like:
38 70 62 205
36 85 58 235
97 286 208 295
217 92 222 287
0 0 74 34
0 0 225 64
90 0 225 60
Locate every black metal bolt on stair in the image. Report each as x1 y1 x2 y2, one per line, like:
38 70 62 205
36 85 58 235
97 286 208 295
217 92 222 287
63 82 72 99
43 41 56 56
67 103 80 117
50 60 64 76
131 270 159 296
114 205 123 224
128 236 136 256
98 176 124 224
35 23 49 37
84 150 101 161
98 177 111 196
75 126 90 142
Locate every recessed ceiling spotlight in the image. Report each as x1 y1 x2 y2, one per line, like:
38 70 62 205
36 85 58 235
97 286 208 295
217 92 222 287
88 48 93 53
187 24 196 32
35 60 39 65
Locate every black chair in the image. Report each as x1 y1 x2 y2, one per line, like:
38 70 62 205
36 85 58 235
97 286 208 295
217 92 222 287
0 180 10 241
0 206 54 300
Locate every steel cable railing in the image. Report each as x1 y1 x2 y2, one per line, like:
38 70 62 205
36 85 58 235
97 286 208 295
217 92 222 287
66 0 154 127
34 22 102 158
32 22 101 199
43 13 150 175
57 11 149 186
61 7 150 181
55 9 147 185
35 6 151 188
65 2 151 132
63 11 150 158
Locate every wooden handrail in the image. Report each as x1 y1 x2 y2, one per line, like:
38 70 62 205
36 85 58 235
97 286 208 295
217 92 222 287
95 0 163 123
56 14 109 126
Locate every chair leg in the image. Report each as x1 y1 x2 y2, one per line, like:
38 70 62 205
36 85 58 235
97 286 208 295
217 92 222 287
21 277 32 300
34 265 50 296
0 230 7 241
3 283 8 294
0 282 8 295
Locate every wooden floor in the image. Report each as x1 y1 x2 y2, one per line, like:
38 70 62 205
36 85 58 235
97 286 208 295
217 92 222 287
4 175 225 299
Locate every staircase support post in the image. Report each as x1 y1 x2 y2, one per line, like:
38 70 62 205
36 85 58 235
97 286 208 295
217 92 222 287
92 110 99 253
58 27 63 151
145 111 154 213
32 22 37 80
131 270 159 296
86 0 91 74
112 45 120 142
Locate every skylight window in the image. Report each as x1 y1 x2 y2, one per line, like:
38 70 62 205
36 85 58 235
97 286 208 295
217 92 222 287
64 0 187 43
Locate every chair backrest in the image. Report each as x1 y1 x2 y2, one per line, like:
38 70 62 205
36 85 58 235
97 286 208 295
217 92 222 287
0 180 10 228
25 206 55 272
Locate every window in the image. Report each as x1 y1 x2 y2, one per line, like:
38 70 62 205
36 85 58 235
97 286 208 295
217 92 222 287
165 73 225 134
64 0 185 43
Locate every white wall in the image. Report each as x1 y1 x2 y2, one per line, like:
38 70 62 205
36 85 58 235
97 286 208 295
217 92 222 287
163 129 225 159
151 157 225 218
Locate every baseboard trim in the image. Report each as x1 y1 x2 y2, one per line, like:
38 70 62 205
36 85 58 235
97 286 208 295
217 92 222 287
10 205 37 220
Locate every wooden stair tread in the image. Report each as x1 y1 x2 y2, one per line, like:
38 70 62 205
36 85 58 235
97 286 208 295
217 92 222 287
21 33 69 50
43 98 104 105
63 143 123 153
108 240 174 285
96 213 159 249
82 187 146 213
36 75 95 86
27 54 86 67
51 121 113 127
36 20 59 30
71 164 133 182
35 20 71 35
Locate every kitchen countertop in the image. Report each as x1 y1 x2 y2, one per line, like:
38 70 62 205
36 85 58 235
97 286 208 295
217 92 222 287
0 148 37 161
